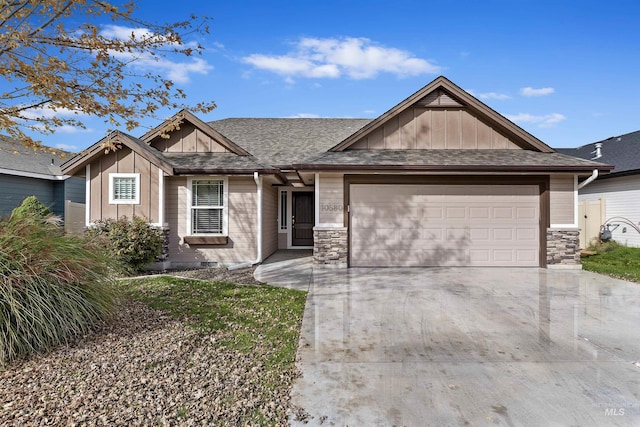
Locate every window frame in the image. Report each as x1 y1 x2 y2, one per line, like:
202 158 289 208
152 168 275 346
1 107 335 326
108 173 140 205
187 177 229 236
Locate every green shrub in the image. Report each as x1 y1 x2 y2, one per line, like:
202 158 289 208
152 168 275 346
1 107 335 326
0 205 118 366
88 216 163 273
10 195 51 219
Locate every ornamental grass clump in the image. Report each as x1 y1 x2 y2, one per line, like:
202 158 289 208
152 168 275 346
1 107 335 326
0 197 118 366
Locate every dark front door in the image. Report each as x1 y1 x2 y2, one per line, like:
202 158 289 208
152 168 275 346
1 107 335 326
292 192 314 246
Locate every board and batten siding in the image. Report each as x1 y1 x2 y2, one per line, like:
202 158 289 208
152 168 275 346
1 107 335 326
166 176 258 265
549 175 576 226
317 173 345 226
88 146 161 223
261 179 278 260
348 108 520 150
579 175 640 248
150 122 229 153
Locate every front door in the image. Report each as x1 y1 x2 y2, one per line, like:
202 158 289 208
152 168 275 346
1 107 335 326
292 192 314 246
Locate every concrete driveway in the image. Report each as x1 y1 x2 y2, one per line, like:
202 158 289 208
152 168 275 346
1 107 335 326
279 266 640 426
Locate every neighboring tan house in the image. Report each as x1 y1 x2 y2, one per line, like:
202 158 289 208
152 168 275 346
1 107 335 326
558 131 640 248
0 138 85 221
61 76 611 269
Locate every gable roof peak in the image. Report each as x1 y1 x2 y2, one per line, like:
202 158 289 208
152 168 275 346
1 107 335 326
140 109 250 156
330 75 554 153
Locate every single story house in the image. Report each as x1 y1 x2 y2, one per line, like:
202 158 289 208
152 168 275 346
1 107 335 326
0 138 85 220
558 131 640 247
61 76 612 269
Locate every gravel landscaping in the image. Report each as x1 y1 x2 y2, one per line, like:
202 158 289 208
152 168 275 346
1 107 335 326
0 268 305 426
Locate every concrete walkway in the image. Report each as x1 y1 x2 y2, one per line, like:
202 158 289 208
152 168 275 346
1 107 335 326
254 250 313 291
266 265 640 426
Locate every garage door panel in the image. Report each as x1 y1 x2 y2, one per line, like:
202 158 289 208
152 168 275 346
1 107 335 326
350 184 540 267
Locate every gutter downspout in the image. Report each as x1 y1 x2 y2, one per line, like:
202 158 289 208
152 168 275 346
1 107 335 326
578 169 599 190
253 171 263 265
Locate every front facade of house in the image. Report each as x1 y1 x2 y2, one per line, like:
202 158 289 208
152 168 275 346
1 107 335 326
62 77 611 269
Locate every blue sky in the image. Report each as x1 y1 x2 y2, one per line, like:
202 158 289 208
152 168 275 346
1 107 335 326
35 0 640 151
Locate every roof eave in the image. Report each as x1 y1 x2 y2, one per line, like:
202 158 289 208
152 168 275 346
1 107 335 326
293 164 613 173
173 167 279 175
61 131 175 176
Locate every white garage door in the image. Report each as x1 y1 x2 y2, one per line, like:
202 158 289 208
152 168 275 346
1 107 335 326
350 184 540 267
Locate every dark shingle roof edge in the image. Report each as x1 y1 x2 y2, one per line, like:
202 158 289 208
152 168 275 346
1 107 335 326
294 149 614 173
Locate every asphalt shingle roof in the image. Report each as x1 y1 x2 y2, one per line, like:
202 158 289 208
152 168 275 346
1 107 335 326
556 130 640 176
296 149 612 171
0 138 70 177
162 152 276 174
208 118 372 167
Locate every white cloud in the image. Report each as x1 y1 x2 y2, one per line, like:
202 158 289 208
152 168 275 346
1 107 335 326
52 125 94 134
55 143 79 151
99 25 213 84
520 86 555 97
478 92 510 100
20 106 87 121
286 113 321 118
506 112 566 128
243 37 442 80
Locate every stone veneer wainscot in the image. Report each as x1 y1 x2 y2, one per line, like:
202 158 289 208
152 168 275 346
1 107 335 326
313 227 348 267
547 228 580 268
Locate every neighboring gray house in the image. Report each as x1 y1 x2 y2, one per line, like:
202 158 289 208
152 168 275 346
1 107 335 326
0 138 85 218
558 130 640 247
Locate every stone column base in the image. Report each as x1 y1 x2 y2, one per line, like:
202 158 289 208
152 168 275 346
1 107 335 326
313 227 348 267
547 228 580 267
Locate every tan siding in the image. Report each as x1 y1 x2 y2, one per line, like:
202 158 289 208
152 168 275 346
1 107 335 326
319 173 344 225
477 118 492 148
261 181 278 259
150 122 229 153
446 110 462 148
347 107 522 150
384 116 401 149
89 147 162 223
90 158 101 222
136 156 151 220
100 154 117 220
368 127 384 149
167 176 258 265
399 109 415 149
150 168 161 224
415 109 431 149
431 110 446 148
461 111 477 149
550 175 575 224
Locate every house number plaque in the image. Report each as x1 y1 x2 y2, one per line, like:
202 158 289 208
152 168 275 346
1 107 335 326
321 204 343 212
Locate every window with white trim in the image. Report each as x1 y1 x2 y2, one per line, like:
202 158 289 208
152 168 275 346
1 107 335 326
190 179 227 235
109 173 140 204
280 190 287 230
